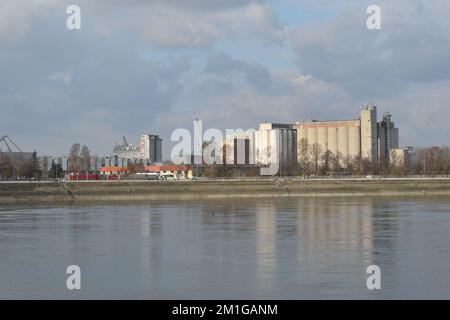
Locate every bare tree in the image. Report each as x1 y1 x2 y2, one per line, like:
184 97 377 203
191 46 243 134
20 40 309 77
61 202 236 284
320 150 333 176
309 143 322 176
0 154 13 180
297 138 310 177
415 146 450 176
343 156 353 175
388 150 406 177
334 151 343 175
80 145 91 172
68 143 81 173
360 157 373 175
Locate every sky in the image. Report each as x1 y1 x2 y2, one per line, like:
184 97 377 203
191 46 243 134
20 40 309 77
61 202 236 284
1 0 449 159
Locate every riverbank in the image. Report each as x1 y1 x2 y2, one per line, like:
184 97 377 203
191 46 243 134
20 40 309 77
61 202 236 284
1 178 450 204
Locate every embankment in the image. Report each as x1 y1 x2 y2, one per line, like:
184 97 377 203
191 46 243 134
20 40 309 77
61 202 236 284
1 179 450 204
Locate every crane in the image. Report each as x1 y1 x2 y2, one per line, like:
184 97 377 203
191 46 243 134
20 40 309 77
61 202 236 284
0 135 23 152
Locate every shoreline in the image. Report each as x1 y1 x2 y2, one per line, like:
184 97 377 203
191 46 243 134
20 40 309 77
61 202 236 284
2 179 450 204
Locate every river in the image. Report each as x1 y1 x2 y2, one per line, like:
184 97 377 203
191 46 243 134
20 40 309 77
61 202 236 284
0 197 449 299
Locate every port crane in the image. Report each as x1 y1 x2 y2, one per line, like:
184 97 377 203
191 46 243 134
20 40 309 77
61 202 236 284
0 135 23 152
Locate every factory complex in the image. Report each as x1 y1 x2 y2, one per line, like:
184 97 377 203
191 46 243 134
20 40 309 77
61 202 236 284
2 104 416 181
217 104 413 175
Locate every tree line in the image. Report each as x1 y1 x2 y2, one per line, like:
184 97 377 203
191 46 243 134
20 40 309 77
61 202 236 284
296 139 450 177
67 143 92 173
191 143 450 178
0 152 41 181
0 143 92 181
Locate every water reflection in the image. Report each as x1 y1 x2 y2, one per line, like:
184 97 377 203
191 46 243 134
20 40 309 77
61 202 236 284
255 203 277 294
0 197 449 299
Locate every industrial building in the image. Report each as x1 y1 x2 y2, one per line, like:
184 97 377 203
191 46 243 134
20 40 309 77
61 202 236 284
37 134 163 178
140 134 162 163
296 119 361 162
378 112 399 167
389 147 416 169
193 105 400 175
112 134 162 164
296 104 399 167
222 130 254 165
254 123 297 173
199 124 296 175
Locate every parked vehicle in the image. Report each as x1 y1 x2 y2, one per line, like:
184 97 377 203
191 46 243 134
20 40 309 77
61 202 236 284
159 173 175 180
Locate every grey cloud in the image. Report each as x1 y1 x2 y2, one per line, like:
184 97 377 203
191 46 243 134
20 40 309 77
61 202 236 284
378 80 450 147
1 0 285 49
0 6 191 155
135 1 286 48
290 0 450 99
75 0 286 48
204 52 274 91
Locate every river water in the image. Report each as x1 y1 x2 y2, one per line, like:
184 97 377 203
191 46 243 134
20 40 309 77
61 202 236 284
0 197 449 299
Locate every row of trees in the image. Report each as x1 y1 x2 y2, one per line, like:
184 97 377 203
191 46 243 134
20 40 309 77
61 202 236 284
197 142 450 178
68 143 91 173
0 152 42 181
3 142 449 180
414 146 450 175
40 143 91 179
0 143 93 181
296 139 450 177
297 139 384 176
200 165 260 178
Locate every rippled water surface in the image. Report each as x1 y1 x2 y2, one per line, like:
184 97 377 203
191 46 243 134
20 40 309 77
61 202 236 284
1 197 450 299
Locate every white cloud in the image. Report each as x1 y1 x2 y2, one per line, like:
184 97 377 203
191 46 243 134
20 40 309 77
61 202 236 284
49 72 72 84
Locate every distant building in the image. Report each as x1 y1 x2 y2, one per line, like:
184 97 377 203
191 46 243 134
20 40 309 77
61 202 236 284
112 136 140 159
389 147 416 168
296 104 400 168
222 130 254 165
39 155 118 175
112 134 162 164
378 112 399 167
296 119 361 163
254 123 297 174
140 134 162 163
360 104 379 162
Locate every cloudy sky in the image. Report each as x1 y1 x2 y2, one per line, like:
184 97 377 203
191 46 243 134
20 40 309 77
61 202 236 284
1 0 449 159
